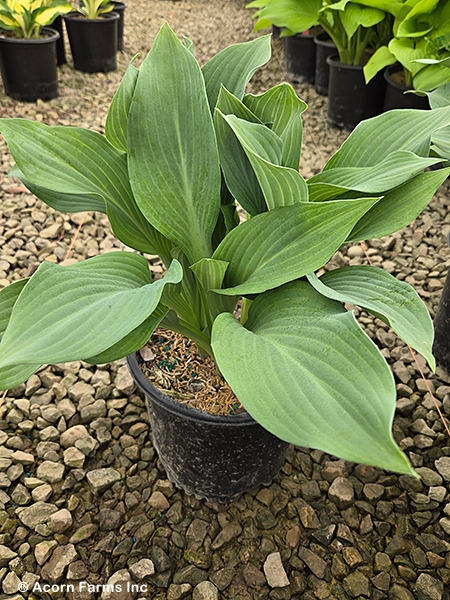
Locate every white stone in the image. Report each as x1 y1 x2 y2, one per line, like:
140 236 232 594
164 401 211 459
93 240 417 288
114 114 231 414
263 552 290 588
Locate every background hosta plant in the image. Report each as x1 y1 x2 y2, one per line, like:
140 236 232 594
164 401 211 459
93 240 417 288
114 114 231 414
364 0 450 91
0 0 71 38
247 0 395 66
74 0 113 20
1 24 450 475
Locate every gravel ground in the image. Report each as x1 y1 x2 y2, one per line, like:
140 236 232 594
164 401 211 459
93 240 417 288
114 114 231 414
1 1 450 599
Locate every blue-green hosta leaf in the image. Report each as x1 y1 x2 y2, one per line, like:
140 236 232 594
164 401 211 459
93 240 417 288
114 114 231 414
0 280 39 390
213 197 379 295
215 88 267 215
0 254 182 372
211 280 413 475
325 106 450 168
85 304 168 364
190 258 237 322
218 112 308 208
308 182 349 202
309 150 441 193
105 59 139 152
128 23 221 263
0 120 165 256
347 167 450 241
202 35 271 111
243 83 307 169
427 82 450 109
307 267 434 368
11 166 106 213
427 85 450 159
0 279 28 339
431 130 450 161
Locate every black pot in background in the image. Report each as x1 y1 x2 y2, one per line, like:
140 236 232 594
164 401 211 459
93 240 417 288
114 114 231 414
272 24 281 40
327 55 386 130
314 32 336 96
64 11 119 73
0 27 59 101
282 32 316 84
433 233 450 374
51 15 66 65
127 353 289 503
112 1 126 51
383 64 429 111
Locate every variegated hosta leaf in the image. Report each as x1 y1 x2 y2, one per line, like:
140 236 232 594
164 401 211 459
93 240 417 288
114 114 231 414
213 197 379 295
0 120 165 255
202 35 271 111
0 254 182 379
211 280 413 475
243 83 307 170
307 266 435 367
347 167 450 241
105 59 139 152
325 106 450 168
128 23 221 263
217 112 308 209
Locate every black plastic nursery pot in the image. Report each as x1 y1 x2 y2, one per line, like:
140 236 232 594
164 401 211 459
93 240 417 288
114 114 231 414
383 64 429 111
112 1 126 51
52 15 66 65
0 27 59 101
127 353 289 503
282 32 316 84
272 24 281 40
433 266 450 375
64 11 119 73
314 32 336 96
327 55 386 130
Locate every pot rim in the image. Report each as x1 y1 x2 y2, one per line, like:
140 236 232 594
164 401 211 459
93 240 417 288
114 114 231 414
127 352 255 426
326 54 363 70
314 32 336 48
0 26 60 43
63 11 120 23
384 63 409 91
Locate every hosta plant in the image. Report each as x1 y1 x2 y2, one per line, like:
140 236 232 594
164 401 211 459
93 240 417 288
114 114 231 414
0 0 71 38
364 0 450 91
248 0 395 65
74 0 113 19
1 24 450 475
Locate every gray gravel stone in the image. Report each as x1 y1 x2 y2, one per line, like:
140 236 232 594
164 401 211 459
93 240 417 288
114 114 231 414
0 544 17 566
435 456 450 481
263 552 289 588
415 573 444 600
17 501 58 528
129 558 155 579
192 580 219 600
328 476 355 509
40 544 78 583
48 508 72 533
86 467 121 494
36 460 64 483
